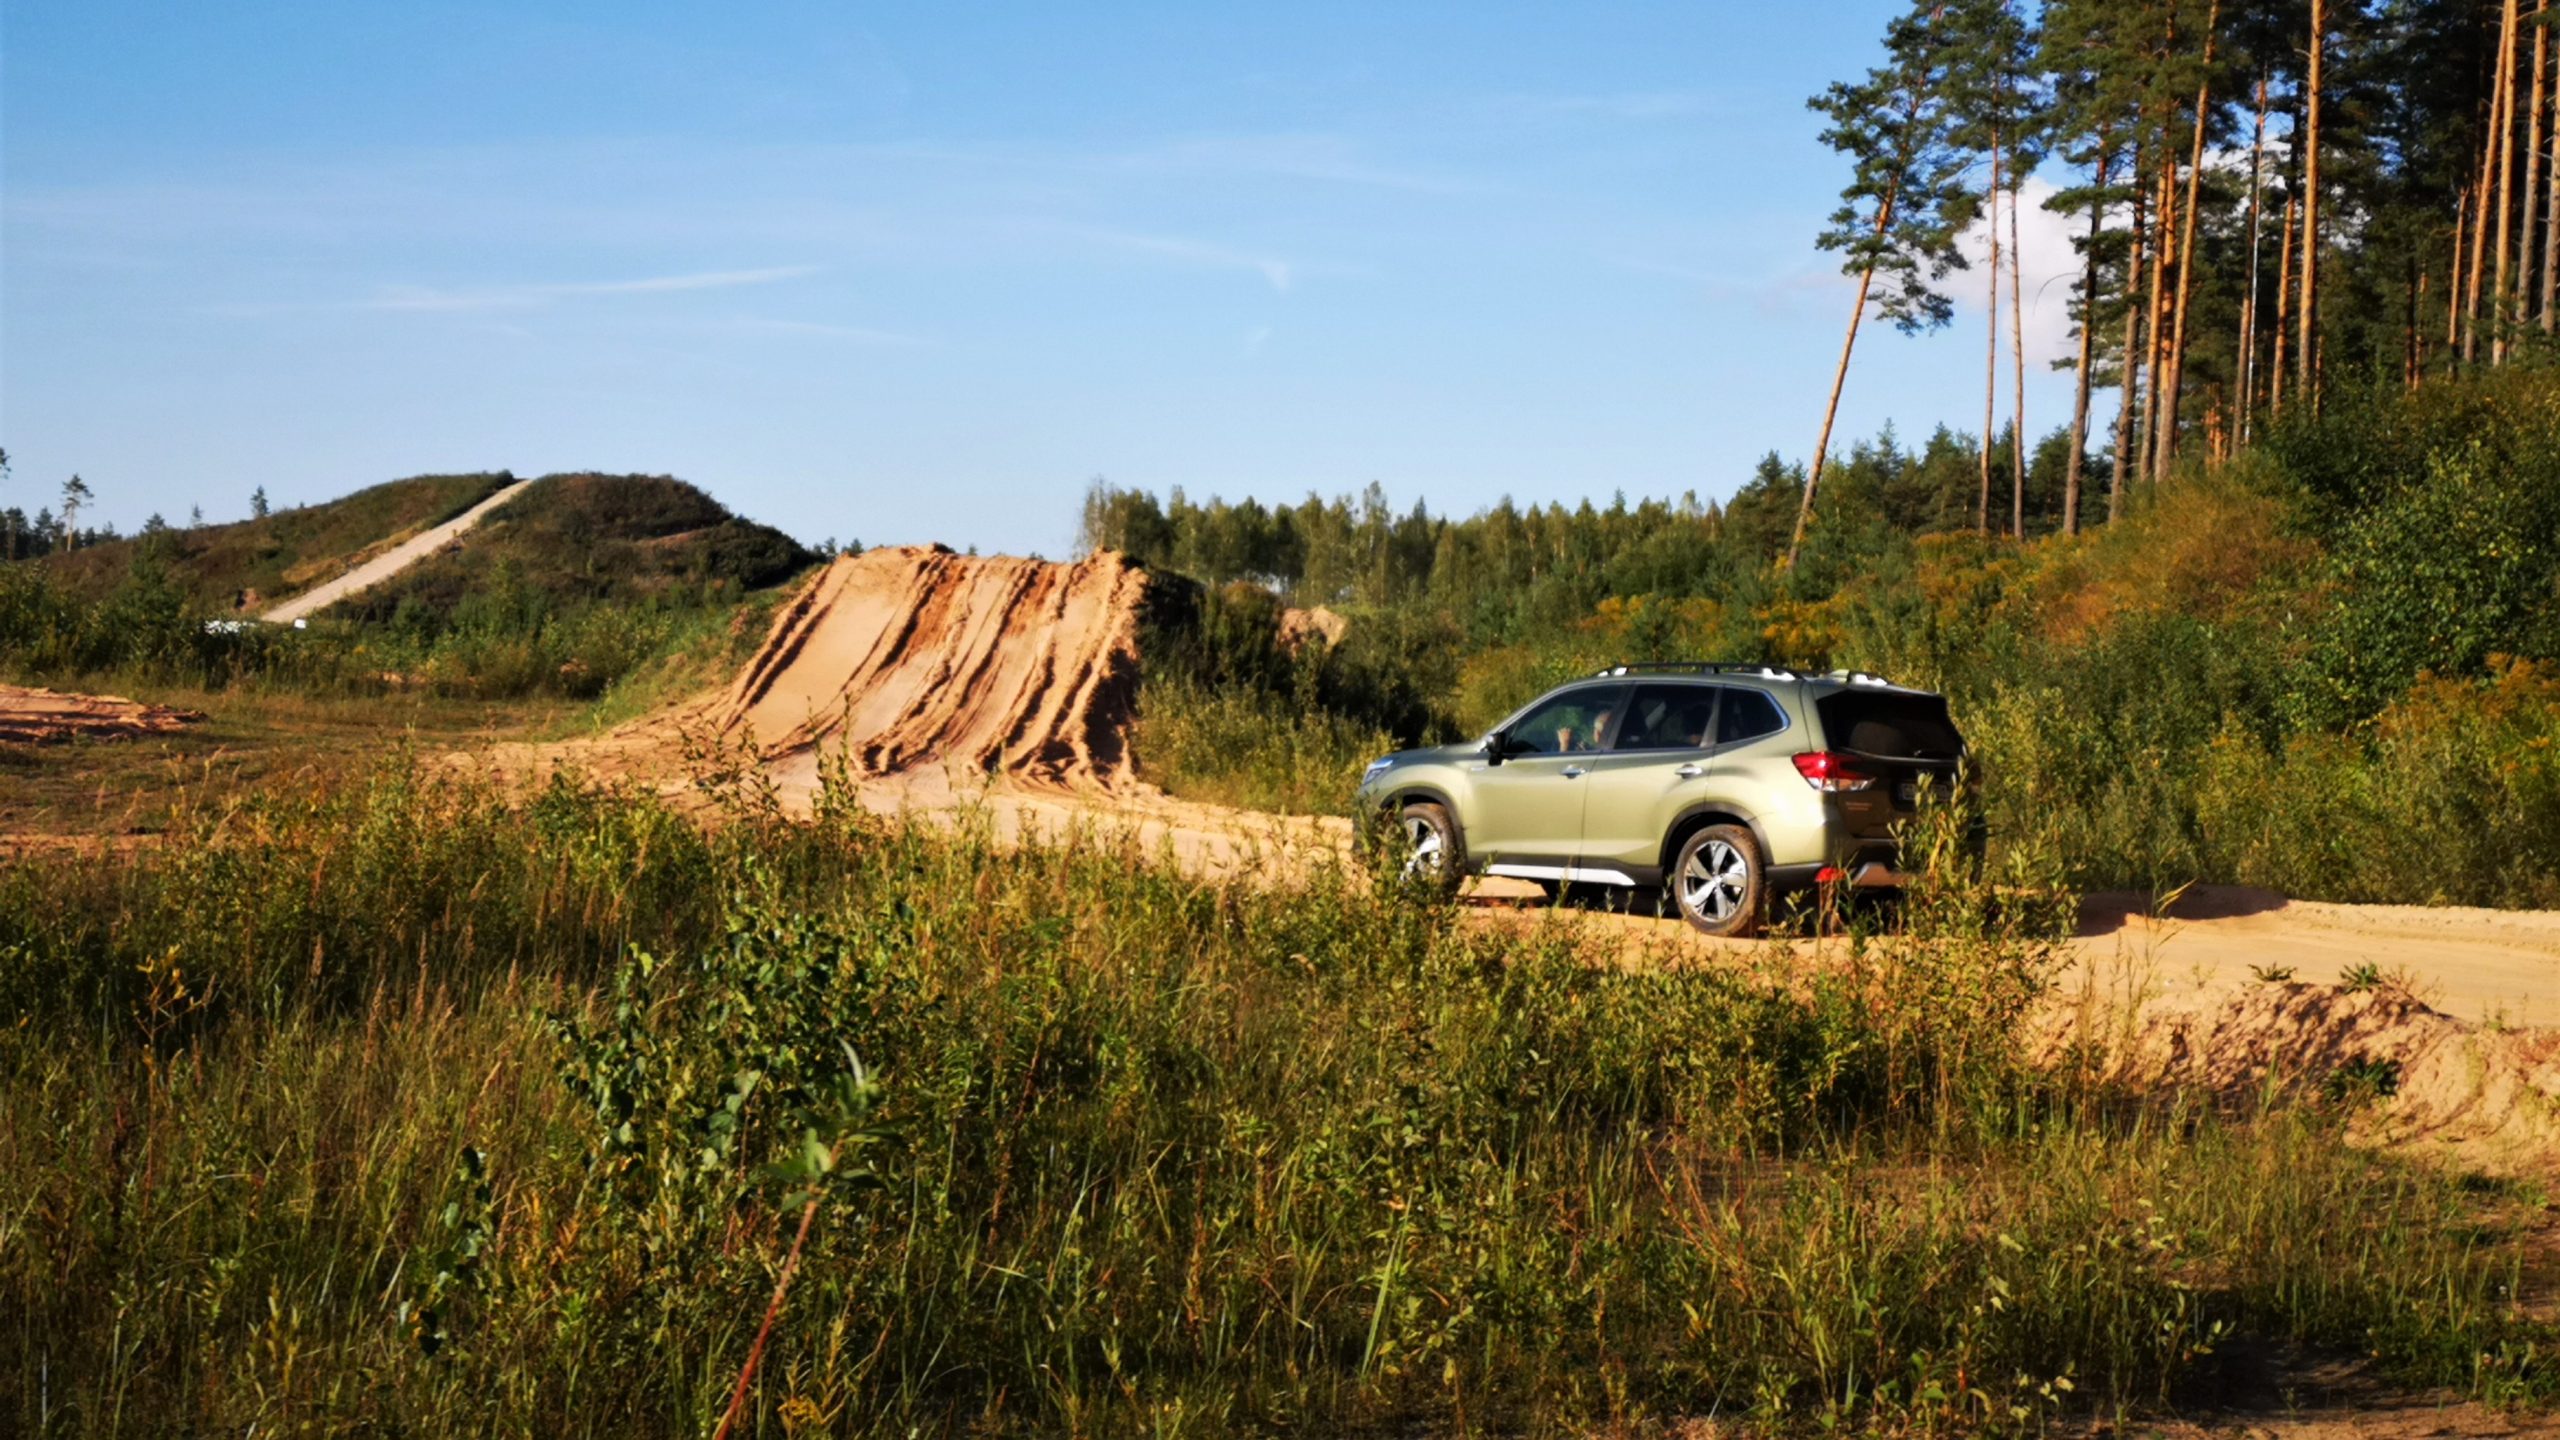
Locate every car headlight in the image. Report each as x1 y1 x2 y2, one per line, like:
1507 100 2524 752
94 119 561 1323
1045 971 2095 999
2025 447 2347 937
1361 757 1395 786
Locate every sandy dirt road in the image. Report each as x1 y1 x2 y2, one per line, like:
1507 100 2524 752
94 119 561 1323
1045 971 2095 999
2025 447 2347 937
0 684 204 744
261 479 533 623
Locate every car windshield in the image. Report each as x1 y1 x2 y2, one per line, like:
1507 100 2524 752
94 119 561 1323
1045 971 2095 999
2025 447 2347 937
1814 690 1963 759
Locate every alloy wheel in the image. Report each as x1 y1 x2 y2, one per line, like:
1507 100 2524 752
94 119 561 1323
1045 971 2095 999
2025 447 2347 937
1402 814 1446 880
1680 838 1750 922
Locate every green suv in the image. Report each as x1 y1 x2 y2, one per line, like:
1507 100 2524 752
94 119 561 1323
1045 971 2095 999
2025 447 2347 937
1355 664 1969 936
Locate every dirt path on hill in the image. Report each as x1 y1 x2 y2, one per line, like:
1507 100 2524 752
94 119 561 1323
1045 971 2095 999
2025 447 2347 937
261 478 534 623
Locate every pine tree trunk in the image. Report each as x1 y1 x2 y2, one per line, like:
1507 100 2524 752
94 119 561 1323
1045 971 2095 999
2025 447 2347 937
1979 129 2002 536
2239 76 2269 445
2494 0 2522 364
2299 0 2325 401
2546 16 2560 331
2112 156 2149 522
2159 4 2221 480
2406 255 2423 389
2273 188 2295 415
2525 0 2550 329
2451 185 2472 373
2065 147 2112 535
2137 159 2176 486
2467 36 2500 363
2008 170 2028 535
1788 165 1907 567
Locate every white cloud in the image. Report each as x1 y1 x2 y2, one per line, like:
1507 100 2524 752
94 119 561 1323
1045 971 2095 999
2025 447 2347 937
1950 178 2086 370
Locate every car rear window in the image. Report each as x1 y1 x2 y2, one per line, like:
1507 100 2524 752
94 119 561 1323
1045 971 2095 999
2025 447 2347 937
1613 684 1717 750
1815 691 1963 759
1715 689 1787 745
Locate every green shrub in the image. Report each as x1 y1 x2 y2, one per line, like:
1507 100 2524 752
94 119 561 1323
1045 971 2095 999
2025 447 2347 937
1133 678 1393 814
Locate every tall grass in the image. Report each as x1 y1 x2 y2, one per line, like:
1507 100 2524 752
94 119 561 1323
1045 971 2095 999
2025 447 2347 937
1132 678 1393 815
3 758 2551 1435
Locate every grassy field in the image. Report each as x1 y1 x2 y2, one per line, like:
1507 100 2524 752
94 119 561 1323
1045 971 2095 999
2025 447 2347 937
0 688 572 844
5 757 2553 1436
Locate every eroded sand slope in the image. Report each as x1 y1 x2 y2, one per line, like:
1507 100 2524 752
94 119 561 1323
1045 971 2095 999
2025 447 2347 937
679 544 1147 791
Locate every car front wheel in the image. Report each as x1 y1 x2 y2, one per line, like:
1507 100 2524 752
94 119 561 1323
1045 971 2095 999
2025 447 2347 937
1396 800 1464 895
1672 824 1764 938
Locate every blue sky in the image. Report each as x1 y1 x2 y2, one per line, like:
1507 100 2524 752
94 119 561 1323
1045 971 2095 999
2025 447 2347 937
3 1 2091 556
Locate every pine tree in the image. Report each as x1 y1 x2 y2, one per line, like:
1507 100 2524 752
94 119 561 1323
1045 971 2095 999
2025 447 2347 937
60 474 92 550
1938 0 2043 535
1788 1 1972 566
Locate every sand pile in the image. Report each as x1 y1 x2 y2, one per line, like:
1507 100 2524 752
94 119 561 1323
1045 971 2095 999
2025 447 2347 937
0 685 204 744
673 544 1149 793
2048 975 2560 1176
1278 605 1348 652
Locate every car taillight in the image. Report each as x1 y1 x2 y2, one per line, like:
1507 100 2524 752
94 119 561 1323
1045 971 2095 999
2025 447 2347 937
1792 751 1877 792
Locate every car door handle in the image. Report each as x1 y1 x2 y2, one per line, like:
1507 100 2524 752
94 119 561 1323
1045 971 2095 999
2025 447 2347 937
1560 766 1586 778
1675 763 1703 778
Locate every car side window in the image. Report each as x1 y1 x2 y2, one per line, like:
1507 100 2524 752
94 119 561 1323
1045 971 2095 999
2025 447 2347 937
1613 684 1717 751
1503 686 1625 755
1713 688 1788 746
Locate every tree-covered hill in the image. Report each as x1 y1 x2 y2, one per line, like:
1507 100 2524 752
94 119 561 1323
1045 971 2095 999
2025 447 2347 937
27 472 513 612
0 472 818 702
321 473 812 626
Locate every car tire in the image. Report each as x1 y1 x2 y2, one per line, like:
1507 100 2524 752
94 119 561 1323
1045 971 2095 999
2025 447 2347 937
1395 800 1464 895
1671 824 1765 938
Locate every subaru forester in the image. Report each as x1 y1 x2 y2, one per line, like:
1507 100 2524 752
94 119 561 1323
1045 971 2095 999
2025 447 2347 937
1354 664 1970 936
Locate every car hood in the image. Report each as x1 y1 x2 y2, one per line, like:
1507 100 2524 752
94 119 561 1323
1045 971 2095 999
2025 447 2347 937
1373 741 1483 770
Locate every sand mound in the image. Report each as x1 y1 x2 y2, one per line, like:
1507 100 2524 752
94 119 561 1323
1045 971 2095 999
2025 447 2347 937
1278 605 1347 652
2048 976 2560 1176
0 685 204 744
666 544 1148 793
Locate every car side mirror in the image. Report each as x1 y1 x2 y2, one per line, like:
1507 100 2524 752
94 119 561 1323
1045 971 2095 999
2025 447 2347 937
1481 733 1509 766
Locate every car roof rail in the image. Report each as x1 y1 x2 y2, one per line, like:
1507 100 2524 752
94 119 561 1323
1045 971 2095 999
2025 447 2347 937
1590 661 1903 688
1591 661 1814 680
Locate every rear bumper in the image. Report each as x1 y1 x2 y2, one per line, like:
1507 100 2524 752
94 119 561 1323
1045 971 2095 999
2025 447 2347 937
1770 834 1907 893
1769 858 1907 892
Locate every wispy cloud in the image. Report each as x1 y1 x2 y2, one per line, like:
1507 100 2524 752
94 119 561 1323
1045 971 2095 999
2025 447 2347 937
1483 90 1724 122
1040 223 1298 291
1114 135 1495 196
362 264 821 312
726 315 931 347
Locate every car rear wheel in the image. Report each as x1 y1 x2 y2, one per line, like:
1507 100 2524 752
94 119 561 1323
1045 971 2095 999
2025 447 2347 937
1396 801 1463 895
1672 824 1764 938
